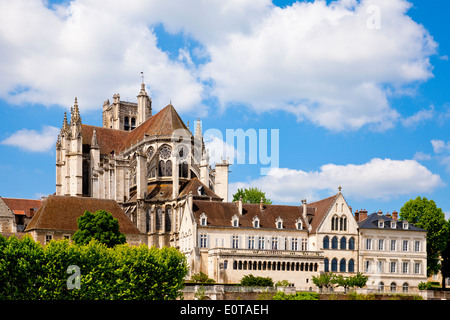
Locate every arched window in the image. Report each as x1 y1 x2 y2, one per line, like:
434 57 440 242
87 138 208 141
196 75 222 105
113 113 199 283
323 236 330 249
402 282 409 293
156 207 163 231
131 117 136 130
348 259 355 272
124 116 130 131
349 237 355 250
340 259 346 272
378 282 384 292
331 258 338 272
165 207 172 232
390 282 397 292
340 237 347 250
331 236 338 249
331 215 338 231
340 216 347 231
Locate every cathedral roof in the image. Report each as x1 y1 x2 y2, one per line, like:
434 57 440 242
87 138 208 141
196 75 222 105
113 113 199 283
25 195 141 235
125 104 189 148
179 178 222 200
81 104 190 155
81 125 130 155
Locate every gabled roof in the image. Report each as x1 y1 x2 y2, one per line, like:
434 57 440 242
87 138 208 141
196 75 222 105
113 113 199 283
179 178 222 200
192 200 310 230
308 194 339 233
358 212 426 232
25 195 141 235
1 197 42 218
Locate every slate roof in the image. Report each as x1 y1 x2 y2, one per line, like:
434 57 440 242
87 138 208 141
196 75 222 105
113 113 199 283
25 195 141 235
358 212 426 232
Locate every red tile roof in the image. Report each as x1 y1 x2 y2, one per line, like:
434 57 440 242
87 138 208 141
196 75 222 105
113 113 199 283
2 198 42 218
25 195 141 235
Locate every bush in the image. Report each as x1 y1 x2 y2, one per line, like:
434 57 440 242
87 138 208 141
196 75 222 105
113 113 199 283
273 292 319 300
240 274 274 287
0 235 188 300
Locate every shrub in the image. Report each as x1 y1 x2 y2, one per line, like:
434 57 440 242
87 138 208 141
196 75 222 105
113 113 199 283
0 235 188 300
273 292 319 300
240 274 274 287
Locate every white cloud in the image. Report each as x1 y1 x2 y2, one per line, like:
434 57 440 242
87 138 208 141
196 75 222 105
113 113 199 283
201 0 437 131
431 139 450 154
1 125 60 152
230 158 443 203
0 0 204 113
204 131 240 166
401 105 434 128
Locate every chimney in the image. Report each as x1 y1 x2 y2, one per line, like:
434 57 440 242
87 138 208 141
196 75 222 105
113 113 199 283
301 199 307 219
260 197 264 210
359 209 368 221
238 196 243 215
377 210 383 216
392 210 398 220
354 210 359 222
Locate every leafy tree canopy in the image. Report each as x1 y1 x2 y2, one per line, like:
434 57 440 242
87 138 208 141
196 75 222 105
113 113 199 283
232 187 272 204
72 210 126 248
400 196 449 276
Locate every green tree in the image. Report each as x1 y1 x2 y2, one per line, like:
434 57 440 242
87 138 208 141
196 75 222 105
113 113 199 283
400 196 449 276
232 187 272 204
312 272 335 292
440 219 450 288
72 210 126 248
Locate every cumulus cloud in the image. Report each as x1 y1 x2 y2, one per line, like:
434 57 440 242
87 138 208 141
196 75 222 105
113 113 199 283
201 0 437 131
1 125 60 152
229 158 443 203
0 0 204 113
0 0 438 132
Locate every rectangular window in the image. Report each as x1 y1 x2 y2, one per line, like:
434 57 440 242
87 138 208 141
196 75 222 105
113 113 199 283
258 237 265 250
248 236 255 249
402 262 409 274
272 238 278 250
232 235 239 249
291 238 298 251
377 261 384 273
45 234 53 244
378 239 384 251
390 240 396 251
403 240 408 252
366 238 372 250
415 241 421 252
414 262 421 274
200 234 207 248
364 260 371 273
390 261 397 273
301 238 308 251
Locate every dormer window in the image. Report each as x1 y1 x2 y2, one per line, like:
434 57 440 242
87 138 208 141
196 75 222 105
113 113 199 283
200 213 207 226
378 219 384 228
296 218 303 230
391 221 397 229
403 221 409 230
276 217 283 229
232 215 239 227
252 216 260 228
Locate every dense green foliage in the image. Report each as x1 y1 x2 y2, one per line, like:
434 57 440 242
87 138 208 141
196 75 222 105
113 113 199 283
312 272 368 292
0 235 188 300
72 210 126 248
400 196 449 276
240 274 274 287
272 291 319 300
189 271 215 284
232 187 272 204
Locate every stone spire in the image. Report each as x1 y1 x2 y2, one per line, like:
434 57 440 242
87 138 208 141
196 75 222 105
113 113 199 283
61 111 70 136
195 117 202 139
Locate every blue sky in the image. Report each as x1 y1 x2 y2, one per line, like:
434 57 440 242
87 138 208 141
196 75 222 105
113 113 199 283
0 0 449 218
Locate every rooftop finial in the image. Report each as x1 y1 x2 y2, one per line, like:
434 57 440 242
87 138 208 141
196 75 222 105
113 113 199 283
141 71 144 83
338 185 342 193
